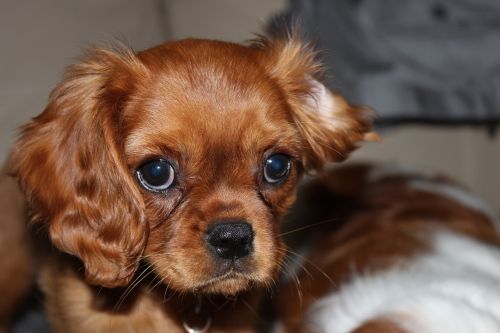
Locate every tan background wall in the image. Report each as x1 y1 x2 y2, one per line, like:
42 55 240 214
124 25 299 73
1 0 498 209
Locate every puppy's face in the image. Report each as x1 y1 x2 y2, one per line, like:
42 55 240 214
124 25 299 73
12 38 375 294
128 41 305 293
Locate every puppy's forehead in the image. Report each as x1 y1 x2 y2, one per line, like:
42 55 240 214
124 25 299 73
125 40 296 158
139 39 272 102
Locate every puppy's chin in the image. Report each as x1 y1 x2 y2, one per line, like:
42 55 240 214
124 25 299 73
159 269 271 296
149 256 278 296
195 273 254 295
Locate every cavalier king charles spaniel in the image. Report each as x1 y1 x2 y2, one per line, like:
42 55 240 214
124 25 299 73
3 34 498 333
1 35 374 332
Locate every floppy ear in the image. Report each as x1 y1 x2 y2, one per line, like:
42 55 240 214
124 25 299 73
11 46 150 287
255 36 378 169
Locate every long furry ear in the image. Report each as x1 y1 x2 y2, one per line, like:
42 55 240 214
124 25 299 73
11 46 150 287
254 35 378 169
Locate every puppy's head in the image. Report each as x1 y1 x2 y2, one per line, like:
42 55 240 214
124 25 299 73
12 37 375 294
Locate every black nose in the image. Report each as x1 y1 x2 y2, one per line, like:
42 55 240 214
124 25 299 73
206 222 254 260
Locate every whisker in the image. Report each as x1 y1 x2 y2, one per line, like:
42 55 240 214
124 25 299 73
279 217 342 237
286 249 336 287
285 255 304 299
141 257 176 303
214 297 232 312
241 298 259 319
114 264 155 313
284 252 313 282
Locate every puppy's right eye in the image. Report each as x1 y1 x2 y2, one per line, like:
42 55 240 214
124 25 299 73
263 153 292 184
136 159 175 192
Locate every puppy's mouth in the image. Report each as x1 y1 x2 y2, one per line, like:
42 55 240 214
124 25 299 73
195 270 254 294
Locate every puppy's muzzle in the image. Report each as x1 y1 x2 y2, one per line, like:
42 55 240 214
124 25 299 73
206 222 254 260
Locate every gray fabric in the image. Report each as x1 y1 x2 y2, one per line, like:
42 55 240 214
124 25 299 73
275 0 500 125
0 0 169 160
12 308 51 333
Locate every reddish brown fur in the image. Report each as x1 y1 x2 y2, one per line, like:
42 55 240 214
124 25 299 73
350 319 409 333
275 164 500 332
4 36 375 332
0 170 32 333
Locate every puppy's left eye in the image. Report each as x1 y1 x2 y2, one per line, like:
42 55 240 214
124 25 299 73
264 154 292 184
136 159 175 192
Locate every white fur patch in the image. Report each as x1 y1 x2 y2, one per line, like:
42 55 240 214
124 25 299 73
303 231 500 333
307 79 339 118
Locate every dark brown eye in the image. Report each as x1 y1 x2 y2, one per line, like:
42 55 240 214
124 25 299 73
263 154 291 184
136 159 175 192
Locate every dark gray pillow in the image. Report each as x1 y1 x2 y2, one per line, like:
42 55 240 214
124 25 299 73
273 0 500 127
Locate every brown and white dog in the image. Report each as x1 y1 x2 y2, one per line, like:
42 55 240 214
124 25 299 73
2 34 499 333
0 35 376 333
274 164 500 333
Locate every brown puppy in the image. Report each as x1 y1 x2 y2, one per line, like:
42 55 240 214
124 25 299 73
4 36 375 332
